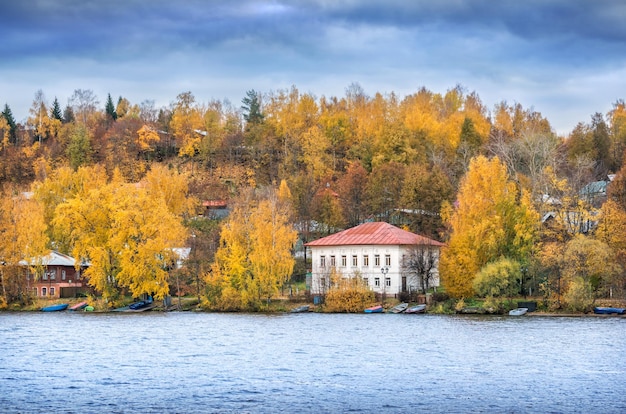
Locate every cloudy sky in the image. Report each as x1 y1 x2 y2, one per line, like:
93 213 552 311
1 0 625 135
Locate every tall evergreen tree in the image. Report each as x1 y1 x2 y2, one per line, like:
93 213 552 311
50 97 63 121
105 93 117 121
1 104 17 144
241 90 264 125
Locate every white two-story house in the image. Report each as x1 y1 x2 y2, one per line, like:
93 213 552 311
306 222 444 297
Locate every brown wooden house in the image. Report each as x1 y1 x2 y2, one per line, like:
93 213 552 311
22 251 89 298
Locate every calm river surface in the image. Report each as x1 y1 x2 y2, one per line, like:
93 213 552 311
1 311 625 413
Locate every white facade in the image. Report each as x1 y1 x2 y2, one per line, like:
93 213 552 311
308 244 440 296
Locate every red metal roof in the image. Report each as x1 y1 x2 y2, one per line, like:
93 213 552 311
203 200 227 208
305 222 444 247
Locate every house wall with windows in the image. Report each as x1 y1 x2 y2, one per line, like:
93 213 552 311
22 251 89 298
305 222 443 297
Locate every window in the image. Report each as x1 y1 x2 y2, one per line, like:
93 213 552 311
330 256 336 267
42 272 48 281
49 270 56 280
374 277 380 287
363 278 369 286
385 278 391 287
32 288 37 296
374 254 380 267
42 287 47 296
341 255 347 267
320 256 326 268
385 254 391 266
62 270 66 280
50 287 55 296
352 255 358 267
363 255 369 267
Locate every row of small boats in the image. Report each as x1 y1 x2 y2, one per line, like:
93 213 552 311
364 303 427 314
41 301 93 312
507 306 626 316
41 298 156 313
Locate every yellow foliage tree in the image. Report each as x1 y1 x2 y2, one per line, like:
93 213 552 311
110 184 188 300
170 92 204 157
561 235 621 311
52 171 188 302
136 125 160 152
0 190 48 305
248 197 298 305
323 269 375 313
207 189 297 310
439 155 539 298
143 164 196 217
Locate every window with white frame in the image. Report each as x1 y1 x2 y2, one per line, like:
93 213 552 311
50 287 55 296
330 256 336 267
363 277 369 286
374 277 380 287
374 254 380 267
363 255 369 267
385 278 391 287
341 255 347 267
62 270 66 280
320 256 326 268
42 287 47 296
352 255 357 267
385 254 391 266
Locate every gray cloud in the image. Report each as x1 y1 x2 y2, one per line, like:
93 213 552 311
1 0 625 134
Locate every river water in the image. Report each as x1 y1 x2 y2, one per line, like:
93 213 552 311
1 311 625 413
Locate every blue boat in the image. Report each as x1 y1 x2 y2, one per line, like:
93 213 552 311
593 307 625 315
41 303 69 312
129 299 152 310
364 305 383 313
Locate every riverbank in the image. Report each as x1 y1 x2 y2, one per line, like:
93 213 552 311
6 295 626 316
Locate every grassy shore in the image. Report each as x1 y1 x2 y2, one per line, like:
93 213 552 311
5 294 626 315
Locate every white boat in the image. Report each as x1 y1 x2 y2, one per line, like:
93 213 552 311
405 304 426 314
509 307 528 316
390 302 408 313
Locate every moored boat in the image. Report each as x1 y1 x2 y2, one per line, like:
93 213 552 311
41 303 69 312
290 305 310 313
69 301 88 311
364 305 384 313
509 307 528 316
390 302 408 313
128 299 152 310
593 307 625 315
405 304 426 314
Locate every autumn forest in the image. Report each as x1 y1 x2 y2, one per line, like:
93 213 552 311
2 84 626 312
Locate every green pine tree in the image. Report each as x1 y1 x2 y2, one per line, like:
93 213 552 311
241 90 264 125
105 93 117 121
1 104 17 144
50 98 63 121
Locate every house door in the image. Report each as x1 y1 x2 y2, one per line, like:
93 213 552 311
401 276 407 292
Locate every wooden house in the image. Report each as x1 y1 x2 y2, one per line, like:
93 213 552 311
22 251 89 298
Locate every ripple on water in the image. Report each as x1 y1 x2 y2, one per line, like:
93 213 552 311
0 312 625 413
